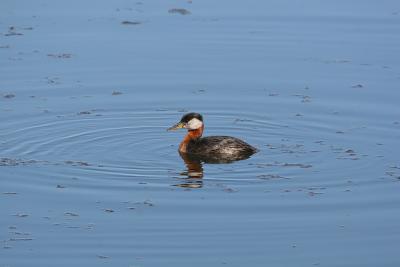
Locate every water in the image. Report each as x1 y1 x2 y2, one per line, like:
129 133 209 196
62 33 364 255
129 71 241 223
1 0 400 266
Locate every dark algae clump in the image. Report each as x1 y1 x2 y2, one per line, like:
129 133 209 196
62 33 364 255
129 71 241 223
168 8 191 15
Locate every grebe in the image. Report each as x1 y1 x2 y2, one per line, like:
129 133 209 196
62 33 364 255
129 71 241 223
168 112 258 162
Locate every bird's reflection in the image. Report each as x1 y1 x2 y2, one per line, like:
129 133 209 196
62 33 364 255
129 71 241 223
173 152 253 189
174 152 204 188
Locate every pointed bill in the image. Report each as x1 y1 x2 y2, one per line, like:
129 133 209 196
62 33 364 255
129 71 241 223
167 122 186 131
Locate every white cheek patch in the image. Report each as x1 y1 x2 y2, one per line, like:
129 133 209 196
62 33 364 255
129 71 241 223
187 118 203 130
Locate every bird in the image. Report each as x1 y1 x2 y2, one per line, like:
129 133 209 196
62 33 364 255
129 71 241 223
168 112 257 162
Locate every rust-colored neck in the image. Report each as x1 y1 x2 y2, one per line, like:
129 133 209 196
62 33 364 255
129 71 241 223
179 125 204 153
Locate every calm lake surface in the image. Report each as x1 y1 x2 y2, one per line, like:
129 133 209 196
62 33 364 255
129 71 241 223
1 1 400 266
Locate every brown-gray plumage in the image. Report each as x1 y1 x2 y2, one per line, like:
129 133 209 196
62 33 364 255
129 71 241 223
186 136 257 159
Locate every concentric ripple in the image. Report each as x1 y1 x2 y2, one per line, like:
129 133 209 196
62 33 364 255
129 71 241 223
1 104 393 192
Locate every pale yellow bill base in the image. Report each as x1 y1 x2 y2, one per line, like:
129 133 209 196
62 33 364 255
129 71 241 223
167 122 185 131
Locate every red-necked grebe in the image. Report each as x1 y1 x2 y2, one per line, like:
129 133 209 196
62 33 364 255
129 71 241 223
168 112 258 161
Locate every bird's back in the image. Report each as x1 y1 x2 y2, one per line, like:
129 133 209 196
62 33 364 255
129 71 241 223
186 135 257 161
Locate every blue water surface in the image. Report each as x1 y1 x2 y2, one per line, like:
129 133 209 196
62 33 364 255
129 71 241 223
1 1 400 266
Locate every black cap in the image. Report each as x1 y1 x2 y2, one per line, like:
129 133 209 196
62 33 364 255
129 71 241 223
180 112 203 123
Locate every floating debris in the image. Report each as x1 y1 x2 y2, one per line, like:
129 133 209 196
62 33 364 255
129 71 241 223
266 143 305 154
121 20 142 25
85 223 95 230
308 191 324 196
11 231 31 236
323 59 350 64
3 93 15 99
168 8 191 15
293 94 311 103
307 187 326 191
104 209 114 213
97 255 109 259
257 174 287 180
64 212 79 217
0 158 39 167
301 95 311 103
112 90 123 95
223 187 239 193
385 170 400 180
4 26 23 36
143 200 154 207
47 53 72 59
127 200 156 208
192 88 206 94
13 213 29 218
45 77 60 84
233 118 252 125
1 158 17 166
307 187 326 197
65 160 90 167
77 110 92 115
2 192 17 195
282 163 312 168
335 149 358 159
